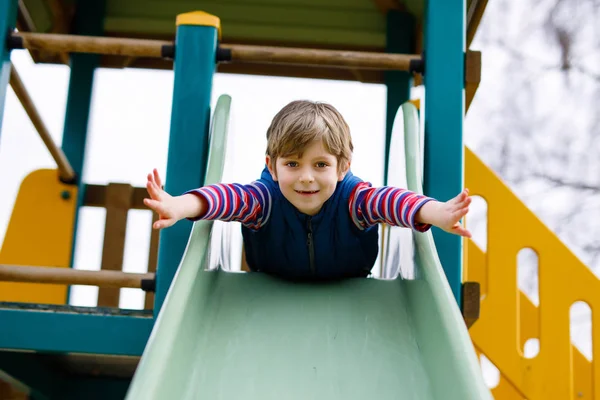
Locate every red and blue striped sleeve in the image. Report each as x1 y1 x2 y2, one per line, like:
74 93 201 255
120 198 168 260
185 181 271 230
349 182 433 232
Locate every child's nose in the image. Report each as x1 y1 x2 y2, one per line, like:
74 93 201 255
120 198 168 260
299 171 314 183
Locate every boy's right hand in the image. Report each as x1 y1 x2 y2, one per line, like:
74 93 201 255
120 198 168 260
144 169 205 229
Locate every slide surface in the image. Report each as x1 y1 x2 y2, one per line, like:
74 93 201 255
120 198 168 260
126 96 491 400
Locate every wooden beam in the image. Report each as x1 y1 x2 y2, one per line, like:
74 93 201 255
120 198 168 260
0 264 154 290
9 62 76 182
462 281 481 328
98 183 134 307
84 184 148 209
12 32 421 72
467 0 489 48
465 50 482 111
11 32 170 58
222 43 420 71
46 0 75 64
16 0 36 32
144 213 160 310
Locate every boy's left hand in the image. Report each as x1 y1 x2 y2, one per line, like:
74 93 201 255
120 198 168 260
416 189 472 238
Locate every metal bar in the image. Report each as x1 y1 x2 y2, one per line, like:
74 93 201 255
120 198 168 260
0 264 154 290
12 31 169 58
9 62 76 182
10 32 422 71
222 43 420 71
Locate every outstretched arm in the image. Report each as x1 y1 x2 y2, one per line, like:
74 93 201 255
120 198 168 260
349 183 471 237
144 169 206 229
144 169 271 230
414 188 472 237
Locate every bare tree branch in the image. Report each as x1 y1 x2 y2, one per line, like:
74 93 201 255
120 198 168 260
531 173 600 192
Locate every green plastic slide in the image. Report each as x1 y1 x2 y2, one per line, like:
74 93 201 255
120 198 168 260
125 95 491 400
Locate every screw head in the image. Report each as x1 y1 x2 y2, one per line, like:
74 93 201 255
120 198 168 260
61 190 71 200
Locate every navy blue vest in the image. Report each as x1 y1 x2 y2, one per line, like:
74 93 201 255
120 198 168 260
241 167 379 281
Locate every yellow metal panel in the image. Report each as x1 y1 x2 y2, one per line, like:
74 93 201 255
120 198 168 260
465 147 599 400
0 169 77 304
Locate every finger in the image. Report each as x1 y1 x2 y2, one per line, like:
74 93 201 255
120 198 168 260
452 206 469 220
457 195 472 208
146 181 163 200
452 224 472 238
450 190 467 205
153 218 174 230
154 168 163 189
450 194 471 211
144 197 167 215
149 171 159 187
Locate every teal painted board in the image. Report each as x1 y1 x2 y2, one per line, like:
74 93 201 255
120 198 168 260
61 0 106 183
0 308 153 356
126 99 491 399
155 24 218 315
0 0 18 136
62 0 106 305
384 10 415 184
422 0 466 304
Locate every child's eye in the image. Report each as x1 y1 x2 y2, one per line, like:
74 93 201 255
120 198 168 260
316 162 328 168
286 162 298 168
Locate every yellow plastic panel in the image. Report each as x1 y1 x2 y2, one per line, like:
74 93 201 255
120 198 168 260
465 148 599 399
176 11 221 39
0 169 77 304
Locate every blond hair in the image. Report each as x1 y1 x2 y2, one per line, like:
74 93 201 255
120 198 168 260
266 100 353 172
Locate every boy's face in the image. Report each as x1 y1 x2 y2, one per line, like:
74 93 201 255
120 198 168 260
267 139 349 216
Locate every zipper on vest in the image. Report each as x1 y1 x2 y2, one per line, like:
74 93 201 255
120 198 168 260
306 217 315 274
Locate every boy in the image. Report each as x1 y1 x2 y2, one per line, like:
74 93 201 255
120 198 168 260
144 100 471 280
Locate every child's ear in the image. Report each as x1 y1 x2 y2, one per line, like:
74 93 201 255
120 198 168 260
338 161 351 181
266 156 278 181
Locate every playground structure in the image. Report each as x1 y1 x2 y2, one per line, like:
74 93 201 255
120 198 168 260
0 1 597 399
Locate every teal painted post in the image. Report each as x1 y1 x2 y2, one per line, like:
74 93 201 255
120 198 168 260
384 11 415 183
423 0 466 305
0 0 18 135
62 1 105 303
62 1 105 184
155 24 218 315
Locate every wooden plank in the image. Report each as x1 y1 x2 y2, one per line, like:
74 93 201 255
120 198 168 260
465 51 481 111
97 183 133 308
144 212 160 310
84 185 148 210
467 0 489 48
461 281 480 328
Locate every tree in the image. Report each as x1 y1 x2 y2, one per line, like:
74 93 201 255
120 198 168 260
465 0 599 359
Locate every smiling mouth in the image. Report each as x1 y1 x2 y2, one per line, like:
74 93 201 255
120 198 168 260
295 190 320 195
